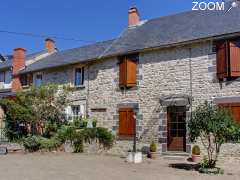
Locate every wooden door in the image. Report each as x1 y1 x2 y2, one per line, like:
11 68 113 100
167 106 186 152
220 103 240 123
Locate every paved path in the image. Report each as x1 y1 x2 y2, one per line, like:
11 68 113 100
0 153 239 180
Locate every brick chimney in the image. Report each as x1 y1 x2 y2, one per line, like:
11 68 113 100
128 7 140 27
45 38 55 52
12 48 26 92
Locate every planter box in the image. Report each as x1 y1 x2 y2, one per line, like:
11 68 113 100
126 152 143 163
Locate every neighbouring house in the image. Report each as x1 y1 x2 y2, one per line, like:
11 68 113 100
3 7 240 155
0 39 57 135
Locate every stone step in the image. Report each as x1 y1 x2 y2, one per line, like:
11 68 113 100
162 152 190 161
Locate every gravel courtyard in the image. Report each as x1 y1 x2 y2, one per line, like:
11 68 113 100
0 153 239 180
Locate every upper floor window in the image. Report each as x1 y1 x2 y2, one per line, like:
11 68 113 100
0 72 5 83
74 67 84 86
35 74 43 87
0 70 12 89
216 40 240 80
119 54 138 88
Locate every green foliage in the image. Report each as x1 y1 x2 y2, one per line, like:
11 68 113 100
150 141 157 152
39 137 61 151
0 84 68 140
96 127 114 149
188 101 240 168
22 136 41 152
92 119 97 128
72 132 84 153
192 145 200 155
55 125 76 143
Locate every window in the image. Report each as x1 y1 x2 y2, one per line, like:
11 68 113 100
0 72 4 83
35 74 42 87
119 54 138 88
20 74 33 87
119 108 135 137
74 67 84 86
65 104 85 121
216 40 240 79
219 103 240 124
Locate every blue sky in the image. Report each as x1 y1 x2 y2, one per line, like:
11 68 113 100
0 0 220 54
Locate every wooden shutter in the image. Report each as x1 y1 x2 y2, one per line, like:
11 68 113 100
119 58 127 87
126 58 137 87
229 41 240 77
119 108 135 137
28 74 33 86
216 41 228 79
220 103 240 124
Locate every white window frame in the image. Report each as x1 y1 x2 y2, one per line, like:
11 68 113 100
65 104 85 122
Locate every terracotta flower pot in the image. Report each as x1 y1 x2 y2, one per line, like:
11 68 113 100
192 154 201 163
150 152 158 159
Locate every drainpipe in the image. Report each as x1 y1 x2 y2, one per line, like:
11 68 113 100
189 48 193 117
86 63 90 118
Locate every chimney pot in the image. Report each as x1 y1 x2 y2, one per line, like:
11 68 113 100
128 7 140 27
45 38 55 52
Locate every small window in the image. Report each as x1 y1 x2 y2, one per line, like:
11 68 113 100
65 104 85 121
119 108 135 137
74 67 84 86
35 74 42 87
119 54 138 88
20 74 33 87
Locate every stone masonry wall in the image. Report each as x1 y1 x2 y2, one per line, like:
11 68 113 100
39 41 240 156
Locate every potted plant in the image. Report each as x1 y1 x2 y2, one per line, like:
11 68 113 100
192 145 201 163
149 141 157 159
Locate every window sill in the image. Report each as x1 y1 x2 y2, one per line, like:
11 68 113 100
117 135 135 141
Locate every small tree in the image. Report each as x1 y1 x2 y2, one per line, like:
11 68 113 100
188 101 240 168
0 84 68 139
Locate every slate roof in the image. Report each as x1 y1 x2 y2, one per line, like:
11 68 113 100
21 40 114 73
0 50 50 71
18 7 240 73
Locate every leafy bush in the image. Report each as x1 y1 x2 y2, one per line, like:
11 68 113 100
22 136 41 152
192 145 200 155
72 132 84 153
150 141 157 152
39 137 61 151
96 127 114 149
55 125 76 143
188 102 240 168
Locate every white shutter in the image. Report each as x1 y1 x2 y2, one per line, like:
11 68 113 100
80 105 85 117
65 106 72 121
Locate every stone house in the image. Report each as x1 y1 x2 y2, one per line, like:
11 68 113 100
3 7 240 155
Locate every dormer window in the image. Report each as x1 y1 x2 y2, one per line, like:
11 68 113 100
216 40 240 80
119 54 138 88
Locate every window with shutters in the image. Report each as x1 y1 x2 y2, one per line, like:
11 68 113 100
119 54 138 88
216 40 240 80
74 67 84 87
219 103 240 124
119 108 135 137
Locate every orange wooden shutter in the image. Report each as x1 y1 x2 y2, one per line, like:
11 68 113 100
119 58 126 87
220 103 240 124
229 41 240 77
28 74 33 85
119 108 135 137
126 58 137 87
216 42 228 79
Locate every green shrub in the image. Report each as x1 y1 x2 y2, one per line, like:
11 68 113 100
72 132 84 153
55 125 76 143
22 136 41 152
192 145 200 155
92 119 97 128
150 141 157 152
39 137 61 151
96 127 114 149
